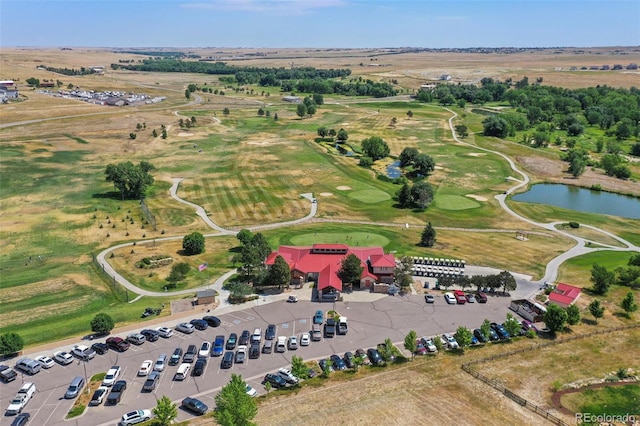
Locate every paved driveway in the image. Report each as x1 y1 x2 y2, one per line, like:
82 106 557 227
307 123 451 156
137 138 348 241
0 294 512 426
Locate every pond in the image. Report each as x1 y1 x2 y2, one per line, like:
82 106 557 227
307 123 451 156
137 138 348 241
386 161 401 179
512 184 640 220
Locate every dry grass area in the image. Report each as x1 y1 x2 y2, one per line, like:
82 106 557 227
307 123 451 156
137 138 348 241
554 225 627 248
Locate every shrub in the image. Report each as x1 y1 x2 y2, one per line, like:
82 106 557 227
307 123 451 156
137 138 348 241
359 157 373 167
568 222 580 228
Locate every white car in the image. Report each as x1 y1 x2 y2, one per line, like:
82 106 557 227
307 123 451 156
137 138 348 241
175 323 195 334
36 355 55 369
278 367 299 384
103 366 121 386
121 409 152 425
71 344 96 360
89 386 109 405
288 336 298 350
300 333 310 346
154 354 167 372
441 333 459 349
235 345 247 363
421 337 437 353
251 328 262 344
53 350 73 365
444 292 457 304
245 385 257 397
138 360 153 376
199 341 211 358
156 326 173 338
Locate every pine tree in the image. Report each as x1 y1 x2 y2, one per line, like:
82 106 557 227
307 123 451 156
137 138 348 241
420 222 436 247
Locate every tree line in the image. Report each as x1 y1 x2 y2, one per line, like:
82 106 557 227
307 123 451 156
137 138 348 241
35 65 97 76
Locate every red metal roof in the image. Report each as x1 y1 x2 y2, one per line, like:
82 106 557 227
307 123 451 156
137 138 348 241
317 263 342 291
548 283 582 306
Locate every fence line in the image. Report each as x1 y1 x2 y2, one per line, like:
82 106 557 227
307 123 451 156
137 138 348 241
461 323 640 425
92 252 130 302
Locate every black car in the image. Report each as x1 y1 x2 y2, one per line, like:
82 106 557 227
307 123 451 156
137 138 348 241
202 316 221 327
226 333 238 350
142 371 160 392
330 354 347 370
193 358 207 376
491 322 510 340
140 329 159 342
106 380 127 405
239 330 251 346
343 351 355 369
182 397 208 415
190 319 208 331
249 343 260 359
473 329 488 343
265 324 276 340
262 373 287 389
91 342 108 355
306 368 317 378
367 348 384 365
90 386 108 405
221 351 234 369
10 413 30 426
169 347 183 366
183 345 197 363
318 359 333 373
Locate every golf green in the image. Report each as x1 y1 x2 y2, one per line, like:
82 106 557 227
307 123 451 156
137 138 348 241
435 195 481 210
347 189 391 204
289 232 390 247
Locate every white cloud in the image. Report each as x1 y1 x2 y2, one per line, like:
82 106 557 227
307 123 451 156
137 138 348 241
182 0 348 15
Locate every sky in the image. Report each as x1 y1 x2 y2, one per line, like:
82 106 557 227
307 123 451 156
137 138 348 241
1 0 639 48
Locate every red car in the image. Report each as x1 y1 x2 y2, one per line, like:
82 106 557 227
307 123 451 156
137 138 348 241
453 290 467 304
476 292 488 303
106 337 130 352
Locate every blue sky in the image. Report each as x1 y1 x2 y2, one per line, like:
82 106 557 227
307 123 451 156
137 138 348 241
1 0 639 48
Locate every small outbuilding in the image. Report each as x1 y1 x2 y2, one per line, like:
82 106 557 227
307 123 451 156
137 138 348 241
196 289 216 305
548 283 581 308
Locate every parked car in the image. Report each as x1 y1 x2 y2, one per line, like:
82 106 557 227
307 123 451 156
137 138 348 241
441 333 459 349
491 322 510 340
53 351 73 365
424 294 435 303
276 336 287 353
221 352 234 369
226 333 238 350
488 327 500 341
444 292 457 304
71 344 96 361
421 337 438 353
465 293 476 303
138 360 153 376
414 340 427 355
366 348 384 365
106 337 130 352
262 340 273 354
140 329 160 342
453 290 467 304
330 354 347 370
265 324 276 340
343 351 355 369
249 343 260 359
35 355 55 369
190 319 208 330
0 365 17 383
245 385 257 397
183 345 197 363
126 333 146 345
174 363 191 380
476 292 488 303
287 295 298 303
91 342 109 355
324 318 336 337
318 358 334 373
262 373 287 389
64 376 85 399
175 323 195 334
120 409 151 426
142 371 160 392
235 345 247 363
199 341 211 358
103 366 121 386
154 354 167 372
251 328 262 344
300 332 310 346
313 310 324 324
521 319 538 333
106 380 126 405
169 347 183 366
278 367 299 384
182 397 208 415
10 413 30 426
239 330 251 346
193 358 207 376
473 329 488 344
202 315 221 327
288 336 299 350
156 326 173 338
355 348 370 365
212 335 225 357
6 382 36 415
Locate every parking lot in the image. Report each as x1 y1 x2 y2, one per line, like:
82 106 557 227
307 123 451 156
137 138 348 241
0 293 512 426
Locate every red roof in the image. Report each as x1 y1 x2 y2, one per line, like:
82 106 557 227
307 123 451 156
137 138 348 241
549 283 581 306
317 263 342 291
369 254 396 268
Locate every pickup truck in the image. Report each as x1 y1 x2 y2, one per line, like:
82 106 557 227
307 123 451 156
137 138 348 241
324 318 336 338
6 382 36 415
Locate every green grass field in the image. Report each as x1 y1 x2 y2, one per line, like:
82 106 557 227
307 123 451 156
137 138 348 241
561 384 640 417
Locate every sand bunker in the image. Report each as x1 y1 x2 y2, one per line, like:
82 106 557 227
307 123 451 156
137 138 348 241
247 141 271 145
319 192 333 197
468 153 486 157
178 132 194 137
336 186 352 190
434 166 444 170
466 194 488 202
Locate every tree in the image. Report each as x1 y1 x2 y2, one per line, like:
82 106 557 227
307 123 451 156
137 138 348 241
128 132 137 140
420 222 437 247
257 107 265 116
480 319 492 342
454 326 473 352
153 395 178 426
237 233 271 282
336 128 348 143
543 303 568 335
214 374 258 426
273 112 278 121
291 355 308 380
312 93 324 105
0 333 24 356
378 338 394 362
568 156 586 178
306 104 316 116
399 147 419 168
359 157 373 167
566 304 581 326
105 161 155 200
223 107 230 116
454 124 469 138
167 262 190 287
182 231 205 255
394 256 414 292
152 129 158 137
497 270 517 294
503 313 522 338
410 181 434 209
317 127 328 138
236 229 253 246
90 313 114 335
590 264 615 295
406 110 413 118
184 89 191 100
296 103 307 118
482 115 509 138
404 330 418 360
413 153 436 176
397 183 412 208
361 136 390 161
161 128 167 139
630 142 640 157
264 255 291 288
620 291 638 317
588 299 605 323
338 253 364 287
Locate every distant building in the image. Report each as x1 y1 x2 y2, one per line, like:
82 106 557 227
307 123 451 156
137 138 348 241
548 283 582 308
196 290 216 305
420 83 437 90
0 80 18 100
282 95 301 103
90 66 105 74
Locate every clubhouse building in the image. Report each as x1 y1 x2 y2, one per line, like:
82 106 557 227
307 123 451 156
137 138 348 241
265 244 396 299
